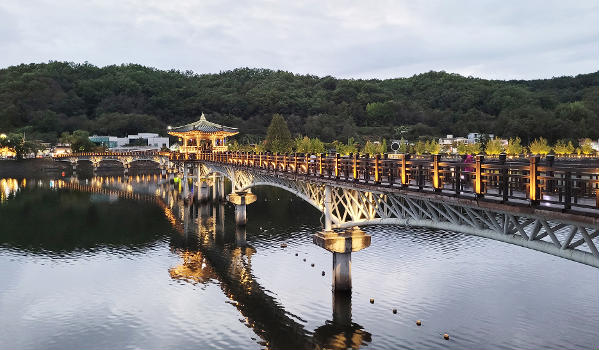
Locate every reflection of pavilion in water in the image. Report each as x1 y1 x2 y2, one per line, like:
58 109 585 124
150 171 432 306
163 186 371 350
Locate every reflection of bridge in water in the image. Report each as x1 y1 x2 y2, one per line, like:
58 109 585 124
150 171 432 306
59 179 371 350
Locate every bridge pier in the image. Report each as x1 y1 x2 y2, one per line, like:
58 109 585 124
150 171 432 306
313 227 371 292
219 176 226 200
227 191 257 226
182 164 189 199
198 178 210 202
313 185 371 292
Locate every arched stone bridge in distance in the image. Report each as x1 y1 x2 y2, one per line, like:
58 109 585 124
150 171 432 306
54 151 170 174
172 151 599 275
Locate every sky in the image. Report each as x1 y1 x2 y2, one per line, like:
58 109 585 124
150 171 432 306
0 0 597 80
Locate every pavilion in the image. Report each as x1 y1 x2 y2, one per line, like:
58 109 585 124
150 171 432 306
168 113 238 154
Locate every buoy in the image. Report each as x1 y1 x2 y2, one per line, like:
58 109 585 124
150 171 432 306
321 271 325 276
303 258 306 262
295 253 298 256
443 333 449 340
311 263 314 267
392 308 397 314
370 298 374 304
416 320 422 326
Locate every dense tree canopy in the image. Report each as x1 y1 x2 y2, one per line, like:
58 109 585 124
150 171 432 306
0 62 597 144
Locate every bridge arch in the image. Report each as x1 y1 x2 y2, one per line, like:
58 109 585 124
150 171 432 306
238 181 331 222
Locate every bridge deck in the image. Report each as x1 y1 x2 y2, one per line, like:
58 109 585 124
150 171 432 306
172 152 599 222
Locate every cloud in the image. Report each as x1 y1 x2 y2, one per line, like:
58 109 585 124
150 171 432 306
0 0 596 79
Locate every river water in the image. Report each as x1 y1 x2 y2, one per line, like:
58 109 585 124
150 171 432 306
0 175 597 349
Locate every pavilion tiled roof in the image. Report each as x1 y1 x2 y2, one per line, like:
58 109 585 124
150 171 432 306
169 113 238 134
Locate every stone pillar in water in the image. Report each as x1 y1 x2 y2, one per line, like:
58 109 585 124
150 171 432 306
227 191 257 226
182 164 189 198
313 186 371 293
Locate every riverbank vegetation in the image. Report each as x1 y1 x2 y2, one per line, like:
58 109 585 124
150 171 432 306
1 62 597 147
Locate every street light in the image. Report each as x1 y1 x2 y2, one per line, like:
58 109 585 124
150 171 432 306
0 134 6 139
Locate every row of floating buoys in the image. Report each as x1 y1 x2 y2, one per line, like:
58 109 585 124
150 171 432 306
284 244 450 340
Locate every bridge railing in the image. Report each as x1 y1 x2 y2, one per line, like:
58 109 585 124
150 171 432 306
170 151 599 215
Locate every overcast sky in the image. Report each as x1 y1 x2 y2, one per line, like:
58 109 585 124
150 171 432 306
1 0 597 80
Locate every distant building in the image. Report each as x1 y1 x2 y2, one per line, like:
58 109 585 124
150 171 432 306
89 135 118 148
438 135 468 154
467 133 494 144
438 135 468 146
121 133 169 149
90 133 169 150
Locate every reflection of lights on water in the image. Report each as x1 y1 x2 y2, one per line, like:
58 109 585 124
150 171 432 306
49 180 54 188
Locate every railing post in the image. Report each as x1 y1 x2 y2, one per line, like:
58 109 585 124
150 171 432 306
564 171 572 210
283 153 288 172
352 153 359 182
546 154 555 193
417 162 424 190
319 153 324 176
305 153 310 175
386 154 395 185
432 154 441 192
363 153 370 183
274 152 279 172
529 155 540 205
374 154 381 184
294 153 298 174
499 153 508 202
475 155 484 198
400 154 409 187
334 153 340 179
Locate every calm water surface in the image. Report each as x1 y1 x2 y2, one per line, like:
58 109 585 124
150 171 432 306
0 175 597 349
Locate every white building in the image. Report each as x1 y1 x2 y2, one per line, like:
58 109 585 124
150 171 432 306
114 133 169 150
467 133 494 144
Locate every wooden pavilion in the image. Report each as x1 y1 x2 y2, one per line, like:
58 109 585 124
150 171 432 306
168 113 238 154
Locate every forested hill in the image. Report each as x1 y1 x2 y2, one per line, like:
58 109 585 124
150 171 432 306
0 62 597 144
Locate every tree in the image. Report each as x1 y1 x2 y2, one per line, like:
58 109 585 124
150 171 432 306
467 142 482 155
456 142 469 155
505 137 524 156
425 140 441 154
579 138 595 155
553 139 574 155
1 133 41 159
413 141 427 155
485 138 504 155
294 136 311 153
61 130 96 152
528 137 551 155
264 114 293 153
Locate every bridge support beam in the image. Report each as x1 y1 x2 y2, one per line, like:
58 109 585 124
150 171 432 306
313 227 371 293
182 164 189 199
227 191 257 226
